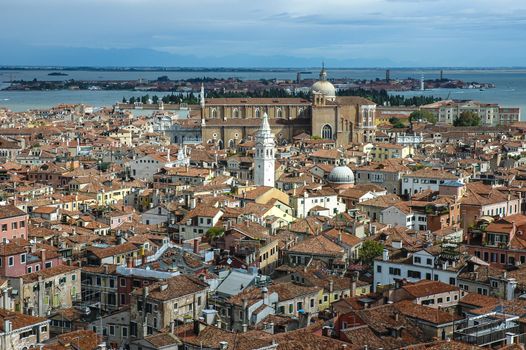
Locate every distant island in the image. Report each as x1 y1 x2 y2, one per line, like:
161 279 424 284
48 72 68 76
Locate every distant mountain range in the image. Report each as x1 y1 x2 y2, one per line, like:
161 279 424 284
2 46 526 69
0 46 407 68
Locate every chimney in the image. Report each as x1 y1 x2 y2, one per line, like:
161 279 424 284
3 319 11 333
219 342 228 350
338 230 342 243
242 323 248 333
193 240 199 254
351 273 358 297
262 287 269 305
506 332 516 345
382 248 389 261
329 280 334 293
127 257 133 268
40 249 47 268
506 278 518 301
193 319 201 336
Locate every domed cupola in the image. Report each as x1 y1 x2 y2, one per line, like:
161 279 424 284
328 165 355 185
311 64 336 101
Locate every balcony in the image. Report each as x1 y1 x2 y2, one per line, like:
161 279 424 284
454 314 520 346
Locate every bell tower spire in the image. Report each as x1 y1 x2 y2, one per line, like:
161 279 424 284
200 83 206 126
253 113 275 187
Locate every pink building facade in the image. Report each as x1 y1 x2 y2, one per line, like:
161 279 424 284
0 205 28 241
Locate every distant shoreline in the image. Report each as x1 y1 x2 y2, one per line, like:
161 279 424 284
1 66 526 73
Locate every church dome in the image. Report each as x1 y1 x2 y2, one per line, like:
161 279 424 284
328 166 354 184
311 66 336 99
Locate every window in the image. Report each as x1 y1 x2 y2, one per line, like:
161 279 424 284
11 222 17 230
109 325 115 336
407 270 421 279
8 256 14 267
426 258 433 265
491 281 498 288
449 277 456 285
20 253 26 263
414 257 421 263
389 267 401 276
477 288 488 296
45 261 52 268
1 224 6 232
289 304 294 313
122 326 128 338
130 322 137 337
376 265 382 273
321 124 333 139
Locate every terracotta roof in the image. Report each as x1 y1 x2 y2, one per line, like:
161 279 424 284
22 265 80 283
0 204 26 219
44 330 101 350
132 275 208 301
401 280 460 298
0 308 47 331
287 234 344 256
89 242 139 259
395 300 462 324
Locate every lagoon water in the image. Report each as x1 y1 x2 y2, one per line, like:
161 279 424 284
0 68 525 115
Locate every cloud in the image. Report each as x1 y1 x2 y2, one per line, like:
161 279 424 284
0 0 525 66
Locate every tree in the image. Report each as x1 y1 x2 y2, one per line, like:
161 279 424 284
206 227 225 239
389 117 405 129
410 110 437 124
453 111 481 127
359 240 384 264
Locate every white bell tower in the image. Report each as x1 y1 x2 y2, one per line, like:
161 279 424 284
254 113 275 187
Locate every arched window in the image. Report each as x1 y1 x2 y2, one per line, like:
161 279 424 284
276 108 282 119
322 124 333 139
255 108 260 118
211 108 217 118
233 108 239 118
228 139 235 148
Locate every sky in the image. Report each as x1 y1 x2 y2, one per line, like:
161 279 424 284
1 0 526 67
